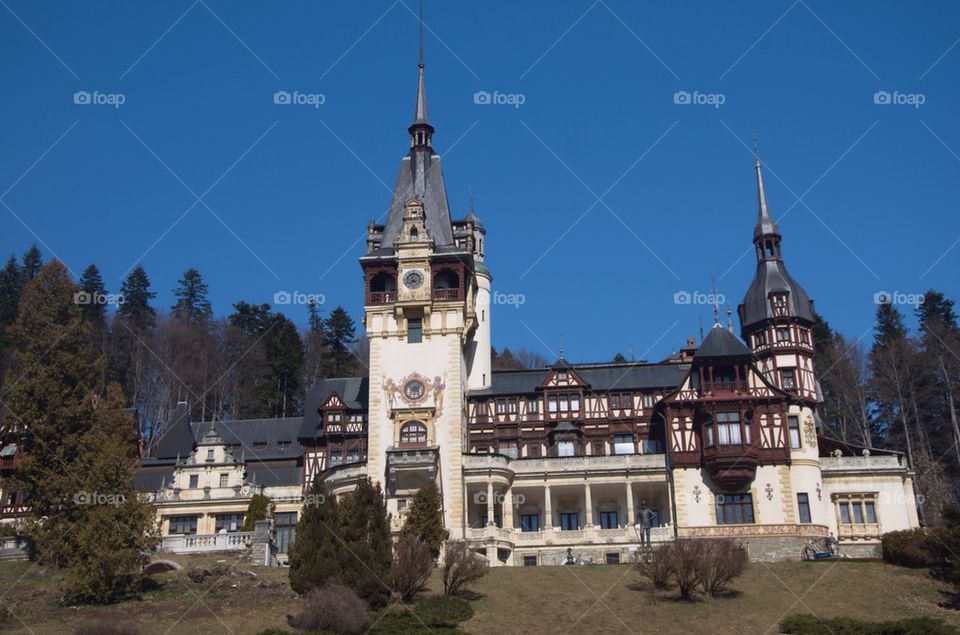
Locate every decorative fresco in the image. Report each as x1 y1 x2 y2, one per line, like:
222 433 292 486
382 372 446 417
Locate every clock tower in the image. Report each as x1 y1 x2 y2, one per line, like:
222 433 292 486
359 57 488 539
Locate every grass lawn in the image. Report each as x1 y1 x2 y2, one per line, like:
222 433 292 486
1 556 959 634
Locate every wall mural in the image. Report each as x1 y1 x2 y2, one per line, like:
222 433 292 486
383 372 446 417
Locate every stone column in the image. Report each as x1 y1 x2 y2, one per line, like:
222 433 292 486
503 487 514 530
584 482 593 527
544 483 553 530
626 480 635 527
486 480 495 526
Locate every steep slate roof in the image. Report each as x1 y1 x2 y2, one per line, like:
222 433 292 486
299 377 370 439
193 419 304 461
739 151 815 327
151 404 195 461
694 325 752 359
469 362 690 397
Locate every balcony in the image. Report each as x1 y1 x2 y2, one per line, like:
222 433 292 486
700 380 748 395
702 443 760 489
432 288 461 302
369 291 397 305
462 452 667 476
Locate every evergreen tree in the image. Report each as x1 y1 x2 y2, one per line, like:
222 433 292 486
612 352 627 363
304 299 328 391
288 479 343 594
323 306 358 377
78 264 109 366
0 255 22 337
171 267 212 325
116 265 157 330
242 493 271 531
400 482 447 555
20 244 42 282
337 478 392 607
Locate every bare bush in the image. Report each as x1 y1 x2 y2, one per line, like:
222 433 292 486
668 540 704 600
442 541 489 596
694 539 748 597
633 545 673 589
287 583 370 635
391 535 434 603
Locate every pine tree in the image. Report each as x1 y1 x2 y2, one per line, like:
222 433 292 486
612 352 627 363
323 306 358 377
78 264 109 367
116 265 157 330
20 244 42 282
400 482 447 555
171 267 212 325
0 255 22 337
288 479 343 594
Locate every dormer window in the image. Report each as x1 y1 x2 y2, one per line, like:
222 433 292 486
776 328 791 343
410 227 419 241
206 449 214 462
771 293 789 317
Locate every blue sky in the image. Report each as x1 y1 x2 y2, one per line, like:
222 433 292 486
1 1 958 363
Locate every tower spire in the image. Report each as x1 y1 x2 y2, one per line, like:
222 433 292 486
754 141 779 241
409 0 433 150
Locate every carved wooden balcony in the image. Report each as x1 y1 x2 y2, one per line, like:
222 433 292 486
702 443 760 489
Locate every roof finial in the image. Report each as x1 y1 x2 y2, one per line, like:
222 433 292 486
559 331 565 359
711 273 720 326
698 315 704 342
726 305 733 333
753 134 778 239
418 0 424 68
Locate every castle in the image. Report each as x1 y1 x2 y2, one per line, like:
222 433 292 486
85 55 921 565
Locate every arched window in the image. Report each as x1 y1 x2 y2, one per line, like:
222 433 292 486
433 268 459 289
399 421 428 447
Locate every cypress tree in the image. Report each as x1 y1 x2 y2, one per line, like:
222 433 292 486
288 479 343 594
400 482 447 555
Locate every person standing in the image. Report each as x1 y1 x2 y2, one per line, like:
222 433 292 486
638 502 655 545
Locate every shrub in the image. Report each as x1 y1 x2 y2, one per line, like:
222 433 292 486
633 545 673 589
694 539 748 597
391 535 434 603
668 540 703 600
780 614 958 634
367 609 460 634
442 541 489 596
882 528 941 568
74 622 140 635
399 483 448 556
415 595 474 627
286 583 370 635
242 494 271 531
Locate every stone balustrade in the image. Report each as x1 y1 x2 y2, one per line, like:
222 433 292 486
820 455 904 473
160 531 253 554
462 452 667 475
465 524 673 547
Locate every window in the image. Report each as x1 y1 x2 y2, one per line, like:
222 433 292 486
526 398 539 413
716 412 743 445
499 440 518 459
800 330 810 344
521 514 540 532
560 512 579 531
526 443 541 458
547 395 557 413
168 515 198 535
755 331 767 346
776 328 791 343
326 412 342 423
215 513 244 532
329 451 343 465
643 439 661 454
599 511 619 529
591 441 604 456
219 473 229 488
189 475 199 489
496 399 518 414
609 394 620 409
787 415 801 448
613 434 634 455
400 421 427 446
865 501 877 523
407 317 422 343
276 512 297 553
781 368 797 390
838 502 851 524
605 552 621 565
643 394 655 408
495 399 507 414
346 449 360 463
610 393 631 410
557 440 575 457
797 493 811 524
716 493 754 525
522 555 538 566
206 449 215 462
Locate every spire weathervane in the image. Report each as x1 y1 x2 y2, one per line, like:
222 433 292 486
711 273 720 326
418 0 424 68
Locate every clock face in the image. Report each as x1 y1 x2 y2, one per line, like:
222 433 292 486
403 270 424 289
404 379 425 401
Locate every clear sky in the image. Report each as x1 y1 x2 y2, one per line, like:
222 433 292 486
1 1 958 363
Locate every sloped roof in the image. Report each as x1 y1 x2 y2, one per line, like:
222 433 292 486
299 377 369 438
740 260 815 327
695 325 752 359
469 362 689 397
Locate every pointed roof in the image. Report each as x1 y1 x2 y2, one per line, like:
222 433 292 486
695 324 752 359
412 63 430 126
754 149 779 239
